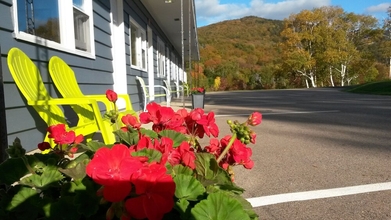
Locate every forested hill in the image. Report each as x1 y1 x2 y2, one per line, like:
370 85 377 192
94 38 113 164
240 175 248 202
197 16 284 90
195 9 391 90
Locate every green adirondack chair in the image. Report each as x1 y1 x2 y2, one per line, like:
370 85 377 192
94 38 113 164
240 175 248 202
48 56 137 123
7 48 116 146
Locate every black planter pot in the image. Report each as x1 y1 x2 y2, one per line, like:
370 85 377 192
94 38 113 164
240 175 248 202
191 94 205 109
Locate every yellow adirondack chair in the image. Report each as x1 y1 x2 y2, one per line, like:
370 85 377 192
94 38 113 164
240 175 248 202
48 56 137 123
7 48 116 146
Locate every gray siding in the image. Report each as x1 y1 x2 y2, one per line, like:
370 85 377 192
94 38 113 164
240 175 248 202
123 0 182 111
1 0 115 151
0 0 184 152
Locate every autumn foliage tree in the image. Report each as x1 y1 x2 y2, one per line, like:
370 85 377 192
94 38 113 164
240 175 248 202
279 6 386 87
196 9 390 90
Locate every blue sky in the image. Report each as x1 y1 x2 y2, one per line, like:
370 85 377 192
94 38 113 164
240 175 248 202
195 0 391 27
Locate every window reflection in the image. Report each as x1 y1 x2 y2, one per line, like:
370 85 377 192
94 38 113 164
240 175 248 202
73 0 85 10
17 0 60 43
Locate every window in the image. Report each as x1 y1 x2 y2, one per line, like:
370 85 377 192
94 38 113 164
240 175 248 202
73 0 90 51
13 0 94 57
157 37 165 77
129 18 147 70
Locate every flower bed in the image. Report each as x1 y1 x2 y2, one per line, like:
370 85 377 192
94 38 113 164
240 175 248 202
0 90 262 220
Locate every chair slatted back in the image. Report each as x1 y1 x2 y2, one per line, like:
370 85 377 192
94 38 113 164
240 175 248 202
136 76 150 97
48 56 96 125
7 48 68 127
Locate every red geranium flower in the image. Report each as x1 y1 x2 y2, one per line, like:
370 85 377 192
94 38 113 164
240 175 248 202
125 163 175 220
139 102 160 124
219 135 254 170
204 138 221 157
130 135 154 152
197 112 219 138
140 102 185 132
106 89 118 103
86 144 144 202
178 141 196 169
47 124 76 145
121 114 141 129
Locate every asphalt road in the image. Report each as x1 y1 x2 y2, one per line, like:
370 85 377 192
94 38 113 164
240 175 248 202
199 88 391 219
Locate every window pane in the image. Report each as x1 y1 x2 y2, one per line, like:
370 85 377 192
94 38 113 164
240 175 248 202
141 32 146 69
17 0 60 43
73 0 85 10
74 8 90 51
130 24 137 66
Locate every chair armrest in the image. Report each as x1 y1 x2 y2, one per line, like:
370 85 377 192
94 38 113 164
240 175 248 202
145 84 171 97
83 94 133 111
153 85 171 97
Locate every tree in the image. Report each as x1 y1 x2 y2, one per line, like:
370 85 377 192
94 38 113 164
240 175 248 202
280 9 329 88
382 6 391 78
280 6 382 87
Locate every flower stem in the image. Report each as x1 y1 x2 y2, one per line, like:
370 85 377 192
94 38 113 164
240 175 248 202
113 102 119 131
217 133 237 163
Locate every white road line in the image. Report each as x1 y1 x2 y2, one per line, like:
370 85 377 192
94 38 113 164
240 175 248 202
247 182 391 207
215 110 339 117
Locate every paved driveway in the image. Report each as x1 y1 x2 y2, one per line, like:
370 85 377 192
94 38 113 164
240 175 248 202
200 88 391 219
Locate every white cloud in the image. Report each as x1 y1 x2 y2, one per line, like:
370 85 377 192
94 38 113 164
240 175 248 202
195 0 331 27
365 3 391 13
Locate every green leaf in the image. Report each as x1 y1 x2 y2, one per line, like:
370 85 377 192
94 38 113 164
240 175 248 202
114 129 139 145
174 174 205 201
72 179 101 218
20 166 64 189
159 130 188 148
46 196 81 220
7 186 39 211
235 196 259 220
0 158 29 185
61 176 100 195
74 191 100 217
59 162 87 181
172 164 194 176
190 192 250 220
140 127 158 139
194 153 233 186
211 189 258 220
132 148 162 163
83 141 108 152
206 183 245 195
175 198 191 219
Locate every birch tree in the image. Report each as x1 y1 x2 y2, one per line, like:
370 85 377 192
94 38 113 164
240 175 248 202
280 10 322 88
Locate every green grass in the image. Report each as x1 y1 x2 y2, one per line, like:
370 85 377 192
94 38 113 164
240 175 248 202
344 80 391 95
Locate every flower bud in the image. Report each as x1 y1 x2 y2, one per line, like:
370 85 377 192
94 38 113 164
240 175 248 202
38 142 51 151
106 89 118 103
247 112 262 126
250 131 256 144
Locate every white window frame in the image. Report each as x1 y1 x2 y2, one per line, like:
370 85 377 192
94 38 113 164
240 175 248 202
157 37 166 78
129 17 147 71
11 0 95 58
